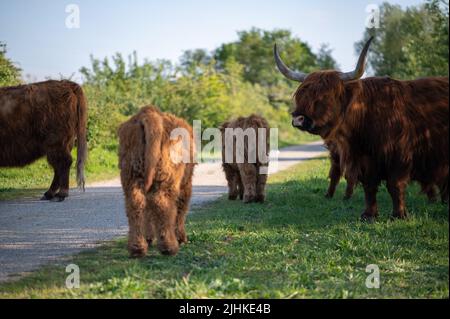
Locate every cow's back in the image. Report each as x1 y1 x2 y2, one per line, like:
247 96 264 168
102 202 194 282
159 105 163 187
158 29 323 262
119 106 195 193
0 80 81 167
340 76 449 183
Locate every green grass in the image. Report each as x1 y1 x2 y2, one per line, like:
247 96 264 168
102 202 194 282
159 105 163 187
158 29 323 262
0 158 447 298
0 146 119 200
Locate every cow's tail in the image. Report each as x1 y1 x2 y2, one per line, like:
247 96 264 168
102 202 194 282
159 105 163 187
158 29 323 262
141 115 163 193
74 85 88 192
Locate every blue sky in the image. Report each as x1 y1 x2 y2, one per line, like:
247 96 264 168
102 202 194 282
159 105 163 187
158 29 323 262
0 0 424 82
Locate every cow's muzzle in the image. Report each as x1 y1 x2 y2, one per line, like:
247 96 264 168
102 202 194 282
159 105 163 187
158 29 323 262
292 115 314 132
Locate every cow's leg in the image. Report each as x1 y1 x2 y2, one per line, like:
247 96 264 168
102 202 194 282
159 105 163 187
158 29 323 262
361 181 380 221
144 212 155 248
325 154 341 199
176 166 194 245
43 149 72 201
438 177 449 204
224 165 239 200
421 182 438 202
343 175 356 200
255 166 268 203
52 150 73 202
149 189 179 256
386 177 408 219
125 184 148 258
41 170 60 200
237 174 244 200
239 164 257 203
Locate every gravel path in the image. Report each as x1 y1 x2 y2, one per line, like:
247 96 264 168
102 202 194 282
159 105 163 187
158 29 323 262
0 141 326 282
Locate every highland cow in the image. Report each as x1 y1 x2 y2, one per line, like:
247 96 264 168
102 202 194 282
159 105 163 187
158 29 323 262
220 115 270 203
274 37 449 220
0 80 87 201
118 106 195 258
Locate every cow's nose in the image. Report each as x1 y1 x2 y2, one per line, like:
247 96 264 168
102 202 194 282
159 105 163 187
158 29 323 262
292 115 305 127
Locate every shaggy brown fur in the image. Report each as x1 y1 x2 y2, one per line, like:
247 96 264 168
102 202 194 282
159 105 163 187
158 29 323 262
220 115 270 203
0 80 87 201
118 106 196 258
325 141 356 200
291 72 448 220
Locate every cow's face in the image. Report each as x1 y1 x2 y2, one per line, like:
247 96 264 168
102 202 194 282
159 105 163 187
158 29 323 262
274 37 373 139
291 71 345 138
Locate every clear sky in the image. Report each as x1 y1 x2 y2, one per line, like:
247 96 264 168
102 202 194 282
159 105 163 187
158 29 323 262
0 0 425 82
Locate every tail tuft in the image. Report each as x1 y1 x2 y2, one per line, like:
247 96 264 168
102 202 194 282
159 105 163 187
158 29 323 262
74 84 88 191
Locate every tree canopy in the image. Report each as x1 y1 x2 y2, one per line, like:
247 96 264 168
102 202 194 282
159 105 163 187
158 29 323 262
357 0 449 79
0 42 21 87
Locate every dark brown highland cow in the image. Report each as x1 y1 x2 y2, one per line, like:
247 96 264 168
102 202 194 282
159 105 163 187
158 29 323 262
118 106 195 258
0 80 87 201
275 37 449 220
220 115 270 203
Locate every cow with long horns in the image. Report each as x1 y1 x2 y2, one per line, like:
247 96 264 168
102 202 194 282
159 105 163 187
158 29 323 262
0 80 88 201
274 37 449 220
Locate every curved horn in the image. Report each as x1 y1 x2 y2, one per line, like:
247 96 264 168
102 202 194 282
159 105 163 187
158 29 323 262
339 36 374 81
274 43 308 82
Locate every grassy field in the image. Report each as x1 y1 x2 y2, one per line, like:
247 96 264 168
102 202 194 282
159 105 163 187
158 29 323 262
0 158 447 298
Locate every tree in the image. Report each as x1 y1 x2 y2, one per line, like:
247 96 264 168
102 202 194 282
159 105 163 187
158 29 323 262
316 44 339 70
356 0 449 79
0 42 21 86
179 49 212 75
214 28 335 87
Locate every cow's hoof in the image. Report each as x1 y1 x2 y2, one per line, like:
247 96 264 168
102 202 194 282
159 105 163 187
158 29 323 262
427 196 438 203
343 195 352 201
325 192 333 199
177 234 188 244
228 194 238 200
160 249 178 256
243 193 256 203
255 195 265 203
390 213 408 220
360 212 378 223
50 195 66 202
159 246 179 256
129 246 147 258
41 193 54 201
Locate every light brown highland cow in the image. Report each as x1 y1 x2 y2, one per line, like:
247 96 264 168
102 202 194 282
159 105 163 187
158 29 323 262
118 106 195 258
220 115 270 203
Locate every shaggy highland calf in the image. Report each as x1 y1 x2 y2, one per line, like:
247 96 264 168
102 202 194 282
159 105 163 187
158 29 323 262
325 141 357 200
118 106 195 258
275 37 449 220
220 115 270 203
0 80 87 201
